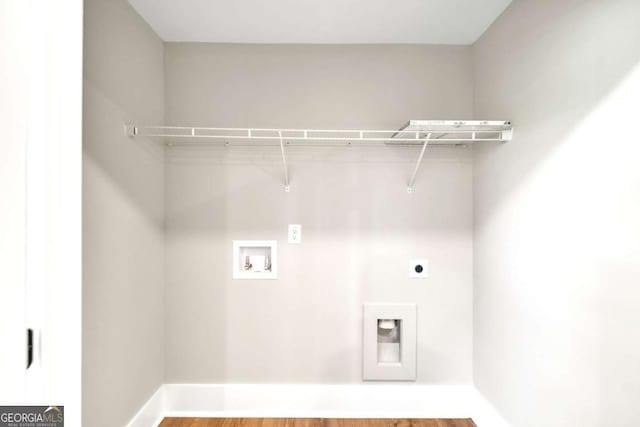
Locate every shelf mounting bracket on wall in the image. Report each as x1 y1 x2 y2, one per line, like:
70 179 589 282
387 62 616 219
407 133 431 194
278 131 290 192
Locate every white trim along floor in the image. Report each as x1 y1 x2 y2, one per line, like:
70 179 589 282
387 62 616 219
126 384 509 427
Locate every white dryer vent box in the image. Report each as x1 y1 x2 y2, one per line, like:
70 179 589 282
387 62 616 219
409 259 428 278
363 303 417 381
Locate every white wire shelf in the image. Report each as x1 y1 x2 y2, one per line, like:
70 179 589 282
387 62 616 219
125 120 513 193
125 120 513 146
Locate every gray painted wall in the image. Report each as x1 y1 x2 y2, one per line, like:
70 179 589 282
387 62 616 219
473 0 640 426
82 1 640 423
82 0 165 425
163 44 475 383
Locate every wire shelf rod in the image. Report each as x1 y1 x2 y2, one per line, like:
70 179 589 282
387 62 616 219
132 134 507 143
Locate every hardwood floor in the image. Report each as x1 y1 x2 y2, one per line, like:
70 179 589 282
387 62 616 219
158 418 477 427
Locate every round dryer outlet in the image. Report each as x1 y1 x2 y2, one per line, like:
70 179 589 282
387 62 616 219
409 259 429 278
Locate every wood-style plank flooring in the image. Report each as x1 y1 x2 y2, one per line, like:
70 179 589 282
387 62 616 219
159 418 477 427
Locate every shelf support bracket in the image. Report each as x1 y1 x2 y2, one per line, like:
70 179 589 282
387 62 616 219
124 123 137 137
501 128 514 141
407 133 431 194
278 131 290 192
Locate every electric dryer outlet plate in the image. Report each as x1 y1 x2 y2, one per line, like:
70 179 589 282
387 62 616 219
409 259 428 278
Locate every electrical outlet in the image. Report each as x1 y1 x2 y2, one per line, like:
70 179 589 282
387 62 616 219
288 224 302 244
409 259 428 278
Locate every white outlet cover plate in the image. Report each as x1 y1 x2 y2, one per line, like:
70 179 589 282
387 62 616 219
288 224 302 244
409 259 428 278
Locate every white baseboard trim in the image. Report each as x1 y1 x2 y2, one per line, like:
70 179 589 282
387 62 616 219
466 390 510 427
126 386 165 427
128 384 509 427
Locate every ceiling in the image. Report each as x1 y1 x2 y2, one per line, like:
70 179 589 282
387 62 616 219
128 0 512 45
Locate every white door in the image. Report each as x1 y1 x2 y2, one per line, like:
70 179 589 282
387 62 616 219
0 2 83 422
0 0 30 400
